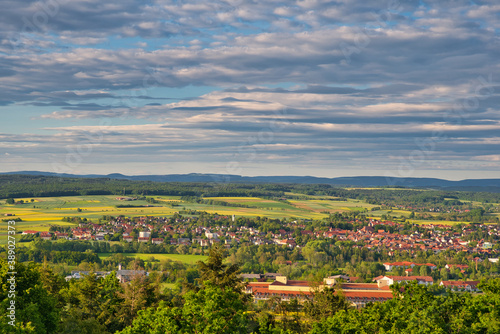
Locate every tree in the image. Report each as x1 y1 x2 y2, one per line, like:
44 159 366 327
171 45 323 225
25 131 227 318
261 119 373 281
194 244 244 292
440 268 449 281
117 274 158 328
96 273 124 333
304 286 350 321
0 259 59 333
62 272 101 321
39 261 67 309
479 277 500 294
420 265 430 276
176 244 189 255
118 284 248 334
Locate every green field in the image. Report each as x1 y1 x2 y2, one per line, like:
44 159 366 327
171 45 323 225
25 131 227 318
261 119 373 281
98 253 207 264
0 194 379 234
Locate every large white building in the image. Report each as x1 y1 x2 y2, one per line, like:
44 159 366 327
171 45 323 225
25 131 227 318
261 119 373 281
374 275 434 287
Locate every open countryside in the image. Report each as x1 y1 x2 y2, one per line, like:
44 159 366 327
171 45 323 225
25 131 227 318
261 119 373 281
2 188 500 245
0 194 376 236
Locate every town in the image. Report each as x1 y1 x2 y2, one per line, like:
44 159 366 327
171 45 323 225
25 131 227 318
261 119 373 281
21 212 499 257
16 211 500 305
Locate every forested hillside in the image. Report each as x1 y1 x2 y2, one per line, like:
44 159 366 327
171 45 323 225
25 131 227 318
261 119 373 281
2 175 500 207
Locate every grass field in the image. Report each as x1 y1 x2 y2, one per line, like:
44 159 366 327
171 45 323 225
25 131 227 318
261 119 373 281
0 233 34 246
97 253 207 264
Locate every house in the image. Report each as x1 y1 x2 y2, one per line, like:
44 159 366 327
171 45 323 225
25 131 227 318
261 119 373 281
178 238 191 245
138 237 149 243
40 232 52 241
123 236 134 242
152 238 164 245
440 281 480 292
445 264 469 271
116 269 148 283
54 232 69 239
205 231 219 239
483 242 493 249
199 239 210 247
139 231 151 238
22 230 39 235
72 228 92 239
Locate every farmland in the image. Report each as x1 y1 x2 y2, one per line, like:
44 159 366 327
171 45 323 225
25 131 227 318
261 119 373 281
0 194 377 236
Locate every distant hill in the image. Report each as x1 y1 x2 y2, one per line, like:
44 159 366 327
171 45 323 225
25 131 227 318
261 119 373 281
2 171 500 192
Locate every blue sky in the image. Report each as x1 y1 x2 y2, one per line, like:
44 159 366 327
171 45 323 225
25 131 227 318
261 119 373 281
1 0 500 180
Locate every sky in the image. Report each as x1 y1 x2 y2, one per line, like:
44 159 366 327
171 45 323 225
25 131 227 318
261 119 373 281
1 0 500 180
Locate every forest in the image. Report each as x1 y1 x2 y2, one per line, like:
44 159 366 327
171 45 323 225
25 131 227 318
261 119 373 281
2 174 500 209
2 245 500 333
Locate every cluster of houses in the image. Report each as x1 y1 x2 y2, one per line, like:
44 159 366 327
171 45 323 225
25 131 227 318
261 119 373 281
319 219 499 255
21 215 500 256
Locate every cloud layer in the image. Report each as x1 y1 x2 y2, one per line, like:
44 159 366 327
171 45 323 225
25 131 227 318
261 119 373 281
1 0 499 179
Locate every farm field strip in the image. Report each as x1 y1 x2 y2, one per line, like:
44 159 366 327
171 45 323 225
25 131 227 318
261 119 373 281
288 198 375 213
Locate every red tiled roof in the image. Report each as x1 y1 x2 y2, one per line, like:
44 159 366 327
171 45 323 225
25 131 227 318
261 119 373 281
341 283 384 290
382 275 433 282
270 280 310 287
342 291 393 300
441 280 479 287
252 287 312 296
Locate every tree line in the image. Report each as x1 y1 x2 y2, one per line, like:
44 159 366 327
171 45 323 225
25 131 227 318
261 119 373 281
2 175 500 211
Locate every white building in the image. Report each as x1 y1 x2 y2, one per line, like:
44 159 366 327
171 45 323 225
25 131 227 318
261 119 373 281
139 231 151 238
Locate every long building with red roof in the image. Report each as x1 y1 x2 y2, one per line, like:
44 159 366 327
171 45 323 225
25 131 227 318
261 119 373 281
245 276 393 308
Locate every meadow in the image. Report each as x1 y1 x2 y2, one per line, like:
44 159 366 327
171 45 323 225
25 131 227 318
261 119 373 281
98 253 207 264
